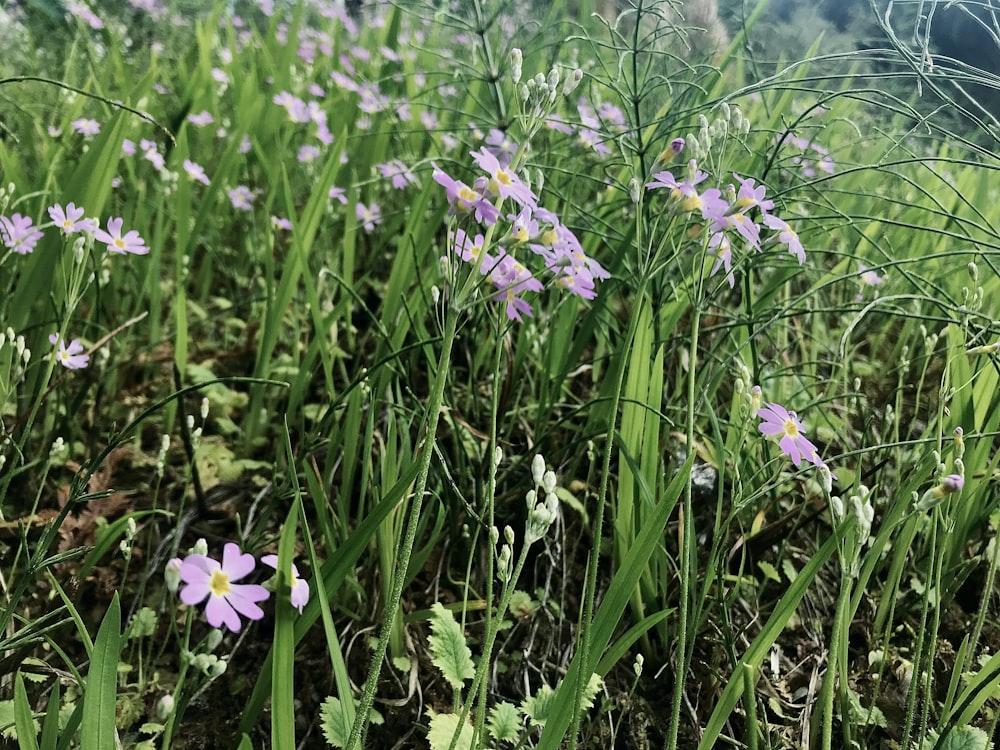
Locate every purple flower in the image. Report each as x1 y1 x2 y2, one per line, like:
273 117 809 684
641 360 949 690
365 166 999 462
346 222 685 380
708 232 735 288
183 159 211 186
487 251 544 322
328 186 348 205
187 110 215 126
70 118 100 139
376 159 417 190
470 147 537 208
940 474 964 494
261 555 310 613
432 164 500 226
298 144 321 163
757 402 823 469
858 263 887 286
356 202 381 233
730 173 774 215
48 203 98 235
93 217 149 255
1 214 45 254
49 333 89 370
763 215 804 264
227 186 258 212
179 543 270 632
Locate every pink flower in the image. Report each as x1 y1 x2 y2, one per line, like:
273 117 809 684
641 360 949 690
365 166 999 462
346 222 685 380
328 186 348 205
356 202 381 233
432 164 500 226
763 214 805 264
731 173 774 215
94 217 149 255
261 555 310 614
470 147 537 208
48 203 98 235
1 214 45 254
227 186 258 212
71 118 101 139
858 263 887 286
708 232 735 288
182 159 211 186
187 110 215 126
757 402 823 469
376 159 417 190
179 543 270 632
49 333 89 370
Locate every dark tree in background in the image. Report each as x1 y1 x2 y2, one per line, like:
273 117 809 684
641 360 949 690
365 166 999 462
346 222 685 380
720 0 1000 139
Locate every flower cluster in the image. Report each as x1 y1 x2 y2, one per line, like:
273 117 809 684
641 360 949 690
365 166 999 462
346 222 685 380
170 542 311 632
1 203 148 257
433 143 608 320
646 162 804 287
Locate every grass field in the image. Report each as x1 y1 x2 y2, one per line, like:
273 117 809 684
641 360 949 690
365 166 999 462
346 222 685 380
3 0 1000 747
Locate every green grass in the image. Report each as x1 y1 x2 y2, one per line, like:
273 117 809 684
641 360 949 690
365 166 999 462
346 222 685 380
3 0 1000 747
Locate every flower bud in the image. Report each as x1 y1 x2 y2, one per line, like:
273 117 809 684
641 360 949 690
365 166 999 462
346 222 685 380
156 694 175 720
562 68 583 96
164 558 183 592
531 454 546 486
510 48 523 84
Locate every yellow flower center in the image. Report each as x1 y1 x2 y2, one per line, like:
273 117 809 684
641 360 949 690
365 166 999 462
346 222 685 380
540 229 558 246
494 170 513 187
457 186 479 203
681 195 702 212
782 419 800 439
209 569 231 597
113 237 126 250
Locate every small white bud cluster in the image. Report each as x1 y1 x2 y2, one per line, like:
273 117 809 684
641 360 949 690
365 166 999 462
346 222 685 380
525 455 560 544
156 433 170 477
49 436 69 465
510 48 523 85
520 64 582 116
0 327 31 413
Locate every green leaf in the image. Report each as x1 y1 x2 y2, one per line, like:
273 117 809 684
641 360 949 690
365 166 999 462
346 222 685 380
81 593 122 750
320 697 355 748
846 688 886 728
487 702 521 744
427 603 474 693
521 684 555 727
126 608 157 640
426 712 473 750
924 726 990 750
14 672 40 750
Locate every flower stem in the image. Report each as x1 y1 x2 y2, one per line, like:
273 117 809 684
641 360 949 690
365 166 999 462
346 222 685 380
346 309 459 750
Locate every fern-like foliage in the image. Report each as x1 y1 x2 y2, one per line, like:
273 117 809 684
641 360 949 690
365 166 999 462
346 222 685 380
428 602 475 694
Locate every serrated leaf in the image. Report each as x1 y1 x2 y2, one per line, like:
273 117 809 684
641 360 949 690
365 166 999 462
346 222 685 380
521 684 555 727
487 702 521 743
320 697 350 748
758 561 780 582
846 688 887 728
127 608 157 640
521 675 601 729
427 603 474 693
922 725 990 750
426 712 474 750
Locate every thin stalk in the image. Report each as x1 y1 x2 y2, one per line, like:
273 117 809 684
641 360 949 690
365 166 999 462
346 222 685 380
665 298 701 750
346 309 459 750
